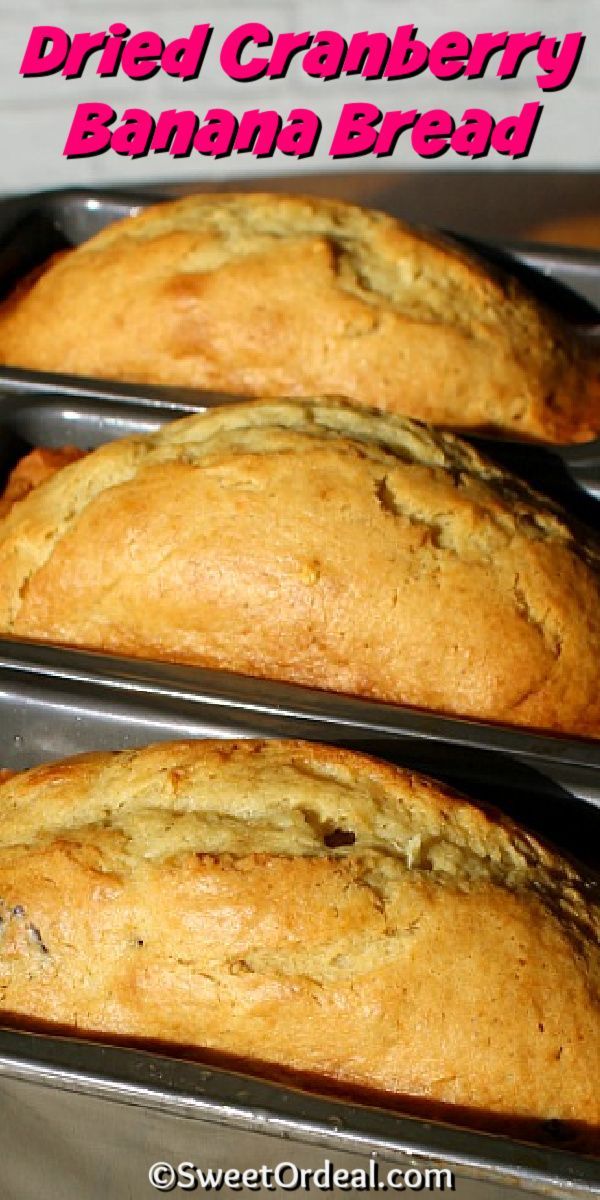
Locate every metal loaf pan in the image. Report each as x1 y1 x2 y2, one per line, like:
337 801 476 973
0 660 599 1199
0 186 598 504
0 392 599 869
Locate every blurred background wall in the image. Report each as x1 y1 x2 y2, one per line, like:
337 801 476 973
1 0 598 194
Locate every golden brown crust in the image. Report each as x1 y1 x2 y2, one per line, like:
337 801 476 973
0 193 597 443
0 398 598 737
0 738 598 1148
0 445 86 518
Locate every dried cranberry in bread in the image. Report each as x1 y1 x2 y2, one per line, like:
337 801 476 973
0 739 597 1150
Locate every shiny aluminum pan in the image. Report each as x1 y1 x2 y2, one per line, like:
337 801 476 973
0 1029 599 1200
0 670 598 1198
0 186 598 500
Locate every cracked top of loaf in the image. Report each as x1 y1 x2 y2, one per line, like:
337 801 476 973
0 397 598 736
0 738 598 1148
0 192 597 443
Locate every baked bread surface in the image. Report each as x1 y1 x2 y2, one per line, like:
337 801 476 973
0 192 597 443
0 398 598 737
0 446 85 518
0 738 598 1146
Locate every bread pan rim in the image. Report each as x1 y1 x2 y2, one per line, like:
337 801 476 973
0 183 598 454
0 1027 597 1195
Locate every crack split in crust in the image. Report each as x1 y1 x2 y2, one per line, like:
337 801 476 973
0 398 598 737
0 192 597 443
0 738 598 1150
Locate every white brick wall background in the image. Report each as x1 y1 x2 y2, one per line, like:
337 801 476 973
0 0 598 193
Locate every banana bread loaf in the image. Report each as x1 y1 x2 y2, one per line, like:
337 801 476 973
0 738 598 1149
0 398 598 737
0 192 596 443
